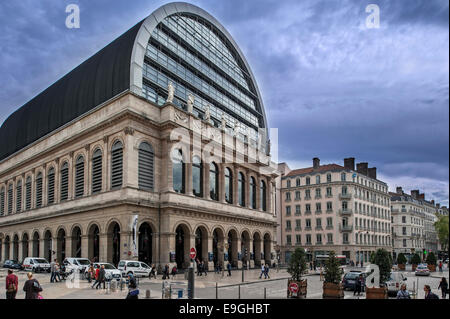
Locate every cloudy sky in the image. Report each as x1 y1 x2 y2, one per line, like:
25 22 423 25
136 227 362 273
0 0 448 205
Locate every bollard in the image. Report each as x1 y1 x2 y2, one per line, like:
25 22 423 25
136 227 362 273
264 287 266 299
238 285 241 299
216 282 218 299
146 289 151 299
187 267 195 299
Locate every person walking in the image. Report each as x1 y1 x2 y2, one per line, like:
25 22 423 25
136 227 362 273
92 265 101 289
23 272 42 299
264 264 270 279
439 261 443 272
50 259 58 283
171 265 177 279
259 264 265 279
5 269 18 299
396 284 411 299
162 264 169 280
354 274 363 296
98 265 106 289
54 261 61 282
87 264 95 283
150 264 157 279
202 261 208 276
227 262 232 276
125 274 139 299
424 285 439 299
438 277 448 299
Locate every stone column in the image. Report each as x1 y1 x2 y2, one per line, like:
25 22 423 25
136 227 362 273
218 164 226 203
81 235 89 259
120 231 132 262
39 239 45 259
207 235 214 270
249 238 255 268
18 240 23 262
124 128 136 189
66 236 73 260
99 233 108 263
236 237 242 269
51 237 57 262
28 240 33 259
159 232 176 269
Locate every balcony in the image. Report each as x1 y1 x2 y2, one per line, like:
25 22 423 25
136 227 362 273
305 211 312 215
326 194 333 198
326 225 333 230
295 227 302 231
326 209 333 214
315 195 322 199
315 226 323 231
304 196 312 201
339 193 352 200
339 224 353 232
305 226 312 231
315 210 322 215
338 209 353 216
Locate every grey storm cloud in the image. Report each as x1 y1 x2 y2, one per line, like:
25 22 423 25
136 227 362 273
0 0 448 204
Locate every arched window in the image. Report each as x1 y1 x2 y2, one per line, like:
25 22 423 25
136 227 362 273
327 174 332 183
111 141 123 189
316 175 320 184
92 148 102 194
47 167 55 204
35 172 43 208
250 177 256 209
225 168 232 204
306 177 311 185
238 172 245 206
192 156 203 197
209 162 219 201
7 184 13 214
260 180 267 211
16 180 22 213
75 156 85 198
172 149 185 194
138 142 155 190
296 178 300 187
286 179 291 188
0 186 4 215
25 177 31 210
60 162 69 201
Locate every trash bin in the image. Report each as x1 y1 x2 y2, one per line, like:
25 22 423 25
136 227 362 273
178 289 183 299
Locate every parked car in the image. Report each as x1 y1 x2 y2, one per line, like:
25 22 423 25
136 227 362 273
386 272 408 296
85 262 122 280
117 260 152 278
415 264 430 276
2 260 23 270
22 257 51 273
63 257 92 277
342 271 368 290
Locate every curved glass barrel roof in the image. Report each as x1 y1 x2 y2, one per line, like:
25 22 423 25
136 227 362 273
0 2 268 162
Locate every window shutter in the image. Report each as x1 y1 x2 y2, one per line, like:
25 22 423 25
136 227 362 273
7 184 13 214
75 157 85 198
0 188 4 215
48 168 55 204
92 149 102 194
36 173 43 208
138 143 154 190
111 142 123 189
25 178 31 210
60 163 69 201
16 181 22 213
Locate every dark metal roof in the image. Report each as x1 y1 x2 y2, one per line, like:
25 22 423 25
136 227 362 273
0 19 144 162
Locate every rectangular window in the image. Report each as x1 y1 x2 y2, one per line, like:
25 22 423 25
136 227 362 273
296 219 301 229
306 234 312 244
295 205 301 215
327 233 333 243
296 235 301 244
286 192 291 201
286 220 291 230
326 202 332 211
326 187 332 197
315 188 321 198
295 191 301 200
316 234 322 244
305 204 311 214
286 235 292 245
305 189 311 199
286 206 291 216
327 217 333 227
316 202 322 213
305 219 311 229
316 218 322 229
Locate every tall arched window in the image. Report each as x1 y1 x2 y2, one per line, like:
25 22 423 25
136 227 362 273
172 149 185 194
75 156 85 198
209 162 219 201
250 177 256 209
92 148 102 194
25 177 31 210
238 172 245 206
111 141 123 189
60 162 69 201
192 156 203 197
260 180 267 211
47 167 55 204
225 168 232 204
138 142 155 190
35 172 43 208
0 186 4 215
16 180 22 213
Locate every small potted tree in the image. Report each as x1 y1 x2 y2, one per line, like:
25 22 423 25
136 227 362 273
366 248 392 299
411 253 421 272
287 247 308 299
426 252 437 272
322 251 344 299
397 253 407 271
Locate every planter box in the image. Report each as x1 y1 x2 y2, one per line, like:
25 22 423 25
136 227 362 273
427 264 436 272
287 279 307 299
365 286 388 299
322 282 344 299
412 264 417 271
398 264 406 271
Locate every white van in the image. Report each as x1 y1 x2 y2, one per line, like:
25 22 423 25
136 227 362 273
22 257 51 273
386 272 408 296
117 260 152 278
63 257 92 276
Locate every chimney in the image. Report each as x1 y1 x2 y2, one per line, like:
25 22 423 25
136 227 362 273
356 162 368 176
436 203 440 209
431 200 435 205
313 157 320 169
411 190 420 199
418 193 425 200
368 167 377 180
344 158 355 171
396 187 403 194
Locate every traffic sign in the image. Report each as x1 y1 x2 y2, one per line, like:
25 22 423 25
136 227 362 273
190 247 197 259
289 282 299 294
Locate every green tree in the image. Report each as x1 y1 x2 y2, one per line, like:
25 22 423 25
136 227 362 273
370 248 392 285
411 253 421 265
426 252 437 266
397 253 407 265
287 247 308 281
324 251 343 284
434 215 449 251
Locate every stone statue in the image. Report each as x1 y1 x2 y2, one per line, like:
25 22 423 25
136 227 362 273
187 94 194 113
204 104 211 122
233 119 239 136
166 82 174 104
220 112 226 130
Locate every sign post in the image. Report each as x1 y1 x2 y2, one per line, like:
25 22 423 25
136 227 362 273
289 282 299 297
188 247 197 299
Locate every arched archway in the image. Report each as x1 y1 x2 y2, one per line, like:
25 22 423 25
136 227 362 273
44 230 52 262
139 222 154 265
263 233 272 264
12 235 19 261
241 231 251 268
175 224 190 269
88 224 100 262
212 228 224 269
57 228 66 262
107 222 121 266
22 233 29 260
253 232 262 267
32 232 40 257
195 226 208 264
227 229 238 267
71 226 82 257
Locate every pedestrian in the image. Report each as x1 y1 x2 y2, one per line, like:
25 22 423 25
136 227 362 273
424 285 439 299
396 284 411 299
98 265 106 289
354 274 362 296
319 267 324 281
125 274 139 299
202 261 207 276
50 259 58 283
259 264 265 279
439 261 443 272
150 264 157 279
54 261 61 282
227 262 232 276
5 269 18 299
162 264 169 280
438 277 448 299
87 264 95 283
92 265 101 289
310 262 313 271
23 272 43 299
264 263 270 279
171 265 177 279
